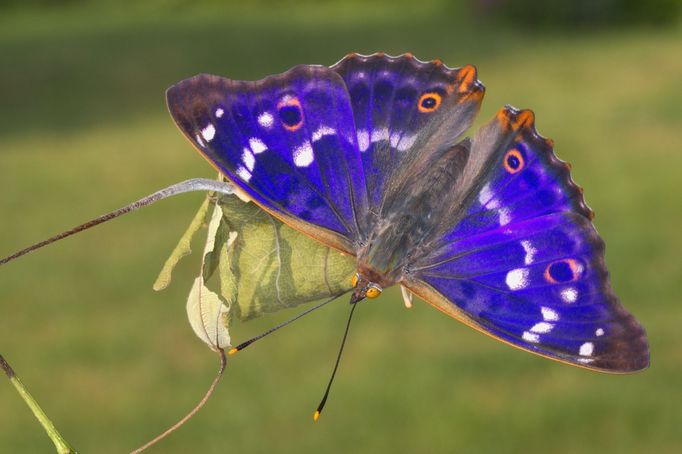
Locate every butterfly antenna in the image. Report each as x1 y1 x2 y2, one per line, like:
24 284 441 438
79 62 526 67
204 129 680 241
228 293 345 356
0 178 233 267
313 300 359 422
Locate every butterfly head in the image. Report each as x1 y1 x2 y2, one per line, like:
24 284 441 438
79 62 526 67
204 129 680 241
350 273 382 304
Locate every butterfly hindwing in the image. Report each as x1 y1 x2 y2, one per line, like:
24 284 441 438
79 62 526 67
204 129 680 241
405 107 649 372
166 65 368 254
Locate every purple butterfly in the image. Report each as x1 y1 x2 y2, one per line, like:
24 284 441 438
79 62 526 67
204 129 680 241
167 52 649 373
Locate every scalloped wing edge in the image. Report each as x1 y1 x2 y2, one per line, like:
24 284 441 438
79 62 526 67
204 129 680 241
494 104 595 220
331 52 486 103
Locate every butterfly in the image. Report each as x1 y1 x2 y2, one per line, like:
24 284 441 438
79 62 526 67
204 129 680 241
166 52 649 373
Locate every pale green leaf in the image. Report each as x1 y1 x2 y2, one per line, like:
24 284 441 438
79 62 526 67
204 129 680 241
216 195 355 321
185 277 231 350
153 197 212 291
202 216 230 281
202 202 226 274
185 204 233 350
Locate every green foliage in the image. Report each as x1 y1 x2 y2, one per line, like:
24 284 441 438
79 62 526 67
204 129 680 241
470 0 681 28
184 204 232 351
155 190 355 345
216 195 355 321
153 197 212 291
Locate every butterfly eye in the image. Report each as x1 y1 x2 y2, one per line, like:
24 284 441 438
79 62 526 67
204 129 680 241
366 285 382 299
544 259 582 284
503 149 525 174
351 273 359 287
417 92 442 113
277 96 304 131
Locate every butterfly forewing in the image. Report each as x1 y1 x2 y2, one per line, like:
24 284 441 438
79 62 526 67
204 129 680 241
405 107 649 372
331 53 484 228
166 65 368 254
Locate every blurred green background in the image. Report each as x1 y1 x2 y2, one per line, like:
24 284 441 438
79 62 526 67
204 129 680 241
1 1 681 452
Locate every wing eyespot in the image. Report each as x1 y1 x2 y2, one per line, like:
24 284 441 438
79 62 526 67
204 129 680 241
417 92 442 113
277 96 304 131
544 259 583 284
503 148 525 174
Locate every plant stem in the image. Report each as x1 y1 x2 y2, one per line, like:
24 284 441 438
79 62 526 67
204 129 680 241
129 348 227 453
1 354 77 454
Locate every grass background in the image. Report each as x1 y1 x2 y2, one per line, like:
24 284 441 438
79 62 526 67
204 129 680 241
0 1 680 452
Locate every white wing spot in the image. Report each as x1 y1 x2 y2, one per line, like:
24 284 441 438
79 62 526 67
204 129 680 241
498 207 512 226
579 342 594 356
390 132 400 148
530 322 554 334
195 133 205 148
397 134 417 151
521 240 537 265
478 184 500 209
595 328 605 337
522 331 540 343
249 137 267 154
215 108 224 118
312 126 336 142
293 141 314 167
371 127 389 143
541 306 559 322
505 268 529 290
560 287 578 303
241 148 255 171
201 123 216 142
357 129 369 152
257 112 274 128
236 166 251 182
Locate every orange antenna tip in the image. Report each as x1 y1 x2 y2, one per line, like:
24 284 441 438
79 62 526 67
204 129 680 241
313 410 321 422
228 348 239 356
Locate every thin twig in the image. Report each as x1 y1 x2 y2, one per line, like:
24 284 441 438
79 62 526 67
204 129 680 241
0 178 233 267
129 349 227 454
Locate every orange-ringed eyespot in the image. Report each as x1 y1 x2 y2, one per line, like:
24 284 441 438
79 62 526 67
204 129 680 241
504 149 524 174
418 92 441 113
277 96 304 131
544 259 581 284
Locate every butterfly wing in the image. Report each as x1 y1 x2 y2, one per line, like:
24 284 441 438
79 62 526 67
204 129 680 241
166 65 368 254
331 53 484 231
404 107 649 372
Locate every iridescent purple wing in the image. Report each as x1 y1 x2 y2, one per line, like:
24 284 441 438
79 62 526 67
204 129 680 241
404 107 649 372
166 65 368 254
331 53 484 230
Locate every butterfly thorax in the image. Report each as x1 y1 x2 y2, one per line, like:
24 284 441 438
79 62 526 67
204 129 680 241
356 140 471 286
